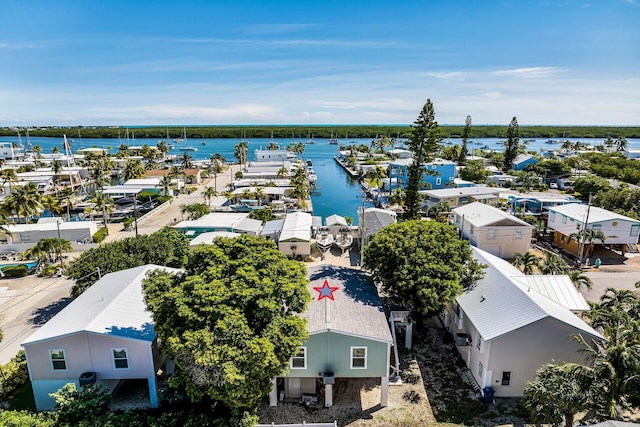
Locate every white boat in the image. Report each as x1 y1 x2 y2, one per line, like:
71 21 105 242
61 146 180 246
334 229 353 252
173 127 186 143
306 131 315 144
316 230 334 252
328 131 339 145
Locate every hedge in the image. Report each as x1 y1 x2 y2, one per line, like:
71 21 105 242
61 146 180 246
92 227 109 243
1 265 29 278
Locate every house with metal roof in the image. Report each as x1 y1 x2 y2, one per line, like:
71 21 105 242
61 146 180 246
1 218 99 245
420 186 503 209
444 247 601 397
173 212 263 239
511 153 538 171
358 207 397 251
22 265 181 410
268 265 393 408
451 202 534 258
278 211 312 258
548 204 640 256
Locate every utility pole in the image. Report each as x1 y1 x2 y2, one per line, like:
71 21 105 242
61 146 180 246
56 218 63 271
577 193 593 263
133 194 139 237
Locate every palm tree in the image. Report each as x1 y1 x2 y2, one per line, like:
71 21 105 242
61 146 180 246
180 152 193 169
276 166 289 180
512 251 541 275
388 188 405 207
90 191 114 231
615 136 628 152
523 363 589 427
123 159 146 181
0 169 18 194
234 142 248 165
41 195 65 218
539 251 570 275
157 175 174 196
604 136 615 152
202 186 218 208
2 183 43 223
254 186 266 206
567 269 592 290
366 166 388 190
569 229 606 260
51 160 63 191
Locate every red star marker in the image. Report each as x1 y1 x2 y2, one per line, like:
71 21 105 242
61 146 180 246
313 279 339 301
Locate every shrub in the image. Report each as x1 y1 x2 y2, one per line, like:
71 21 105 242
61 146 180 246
0 351 30 398
38 265 59 277
1 265 29 278
157 195 172 204
92 227 108 243
51 383 111 425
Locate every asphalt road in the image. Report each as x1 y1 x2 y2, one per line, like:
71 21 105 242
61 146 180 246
0 276 74 364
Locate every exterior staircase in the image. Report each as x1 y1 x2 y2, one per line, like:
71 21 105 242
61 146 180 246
464 368 481 393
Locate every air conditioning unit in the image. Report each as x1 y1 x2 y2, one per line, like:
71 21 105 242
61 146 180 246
323 371 335 385
454 333 470 346
79 371 96 387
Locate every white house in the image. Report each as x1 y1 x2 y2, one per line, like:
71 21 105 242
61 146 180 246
548 204 640 256
1 218 99 244
444 248 601 397
420 186 503 209
451 202 534 258
22 265 181 410
278 211 312 258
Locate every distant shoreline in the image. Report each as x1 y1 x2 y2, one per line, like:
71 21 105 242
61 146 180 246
2 124 640 140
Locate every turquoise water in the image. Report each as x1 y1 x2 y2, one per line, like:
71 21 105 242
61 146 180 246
10 136 640 225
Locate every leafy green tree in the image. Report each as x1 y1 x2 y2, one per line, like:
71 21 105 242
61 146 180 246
404 99 442 219
66 227 189 297
503 117 520 172
143 235 310 412
573 175 610 199
180 203 209 220
248 207 274 223
525 159 571 179
459 160 490 183
523 363 589 427
51 383 111 426
363 220 484 326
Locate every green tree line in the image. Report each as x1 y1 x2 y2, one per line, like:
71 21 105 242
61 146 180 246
3 125 640 139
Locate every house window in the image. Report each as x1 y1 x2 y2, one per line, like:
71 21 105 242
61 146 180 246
478 360 484 378
49 349 67 370
631 224 640 237
501 371 511 386
514 229 522 240
562 215 567 224
470 225 474 235
476 331 483 352
112 348 129 369
436 178 442 186
290 347 307 369
592 224 602 231
350 347 367 369
487 228 496 240
550 212 556 222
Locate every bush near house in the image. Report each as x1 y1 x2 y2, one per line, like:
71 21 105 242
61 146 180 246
92 227 108 243
0 351 30 399
1 265 29 278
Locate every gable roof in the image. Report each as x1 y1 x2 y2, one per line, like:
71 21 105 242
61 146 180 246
305 265 392 343
550 204 640 225
420 186 502 198
22 265 181 345
513 154 536 165
361 208 396 234
457 248 601 341
453 202 533 228
510 275 589 311
325 214 347 227
279 211 312 242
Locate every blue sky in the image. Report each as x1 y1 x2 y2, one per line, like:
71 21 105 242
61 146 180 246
1 0 639 126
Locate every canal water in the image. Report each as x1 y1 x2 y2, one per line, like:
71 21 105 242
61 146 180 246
8 136 640 225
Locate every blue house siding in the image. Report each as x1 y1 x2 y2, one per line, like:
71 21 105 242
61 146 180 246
512 156 538 171
388 160 456 190
287 331 389 379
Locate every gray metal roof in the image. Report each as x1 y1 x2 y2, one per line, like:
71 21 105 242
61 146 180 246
511 275 590 312
453 202 533 228
362 208 396 235
304 265 392 343
457 248 601 341
22 265 181 345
